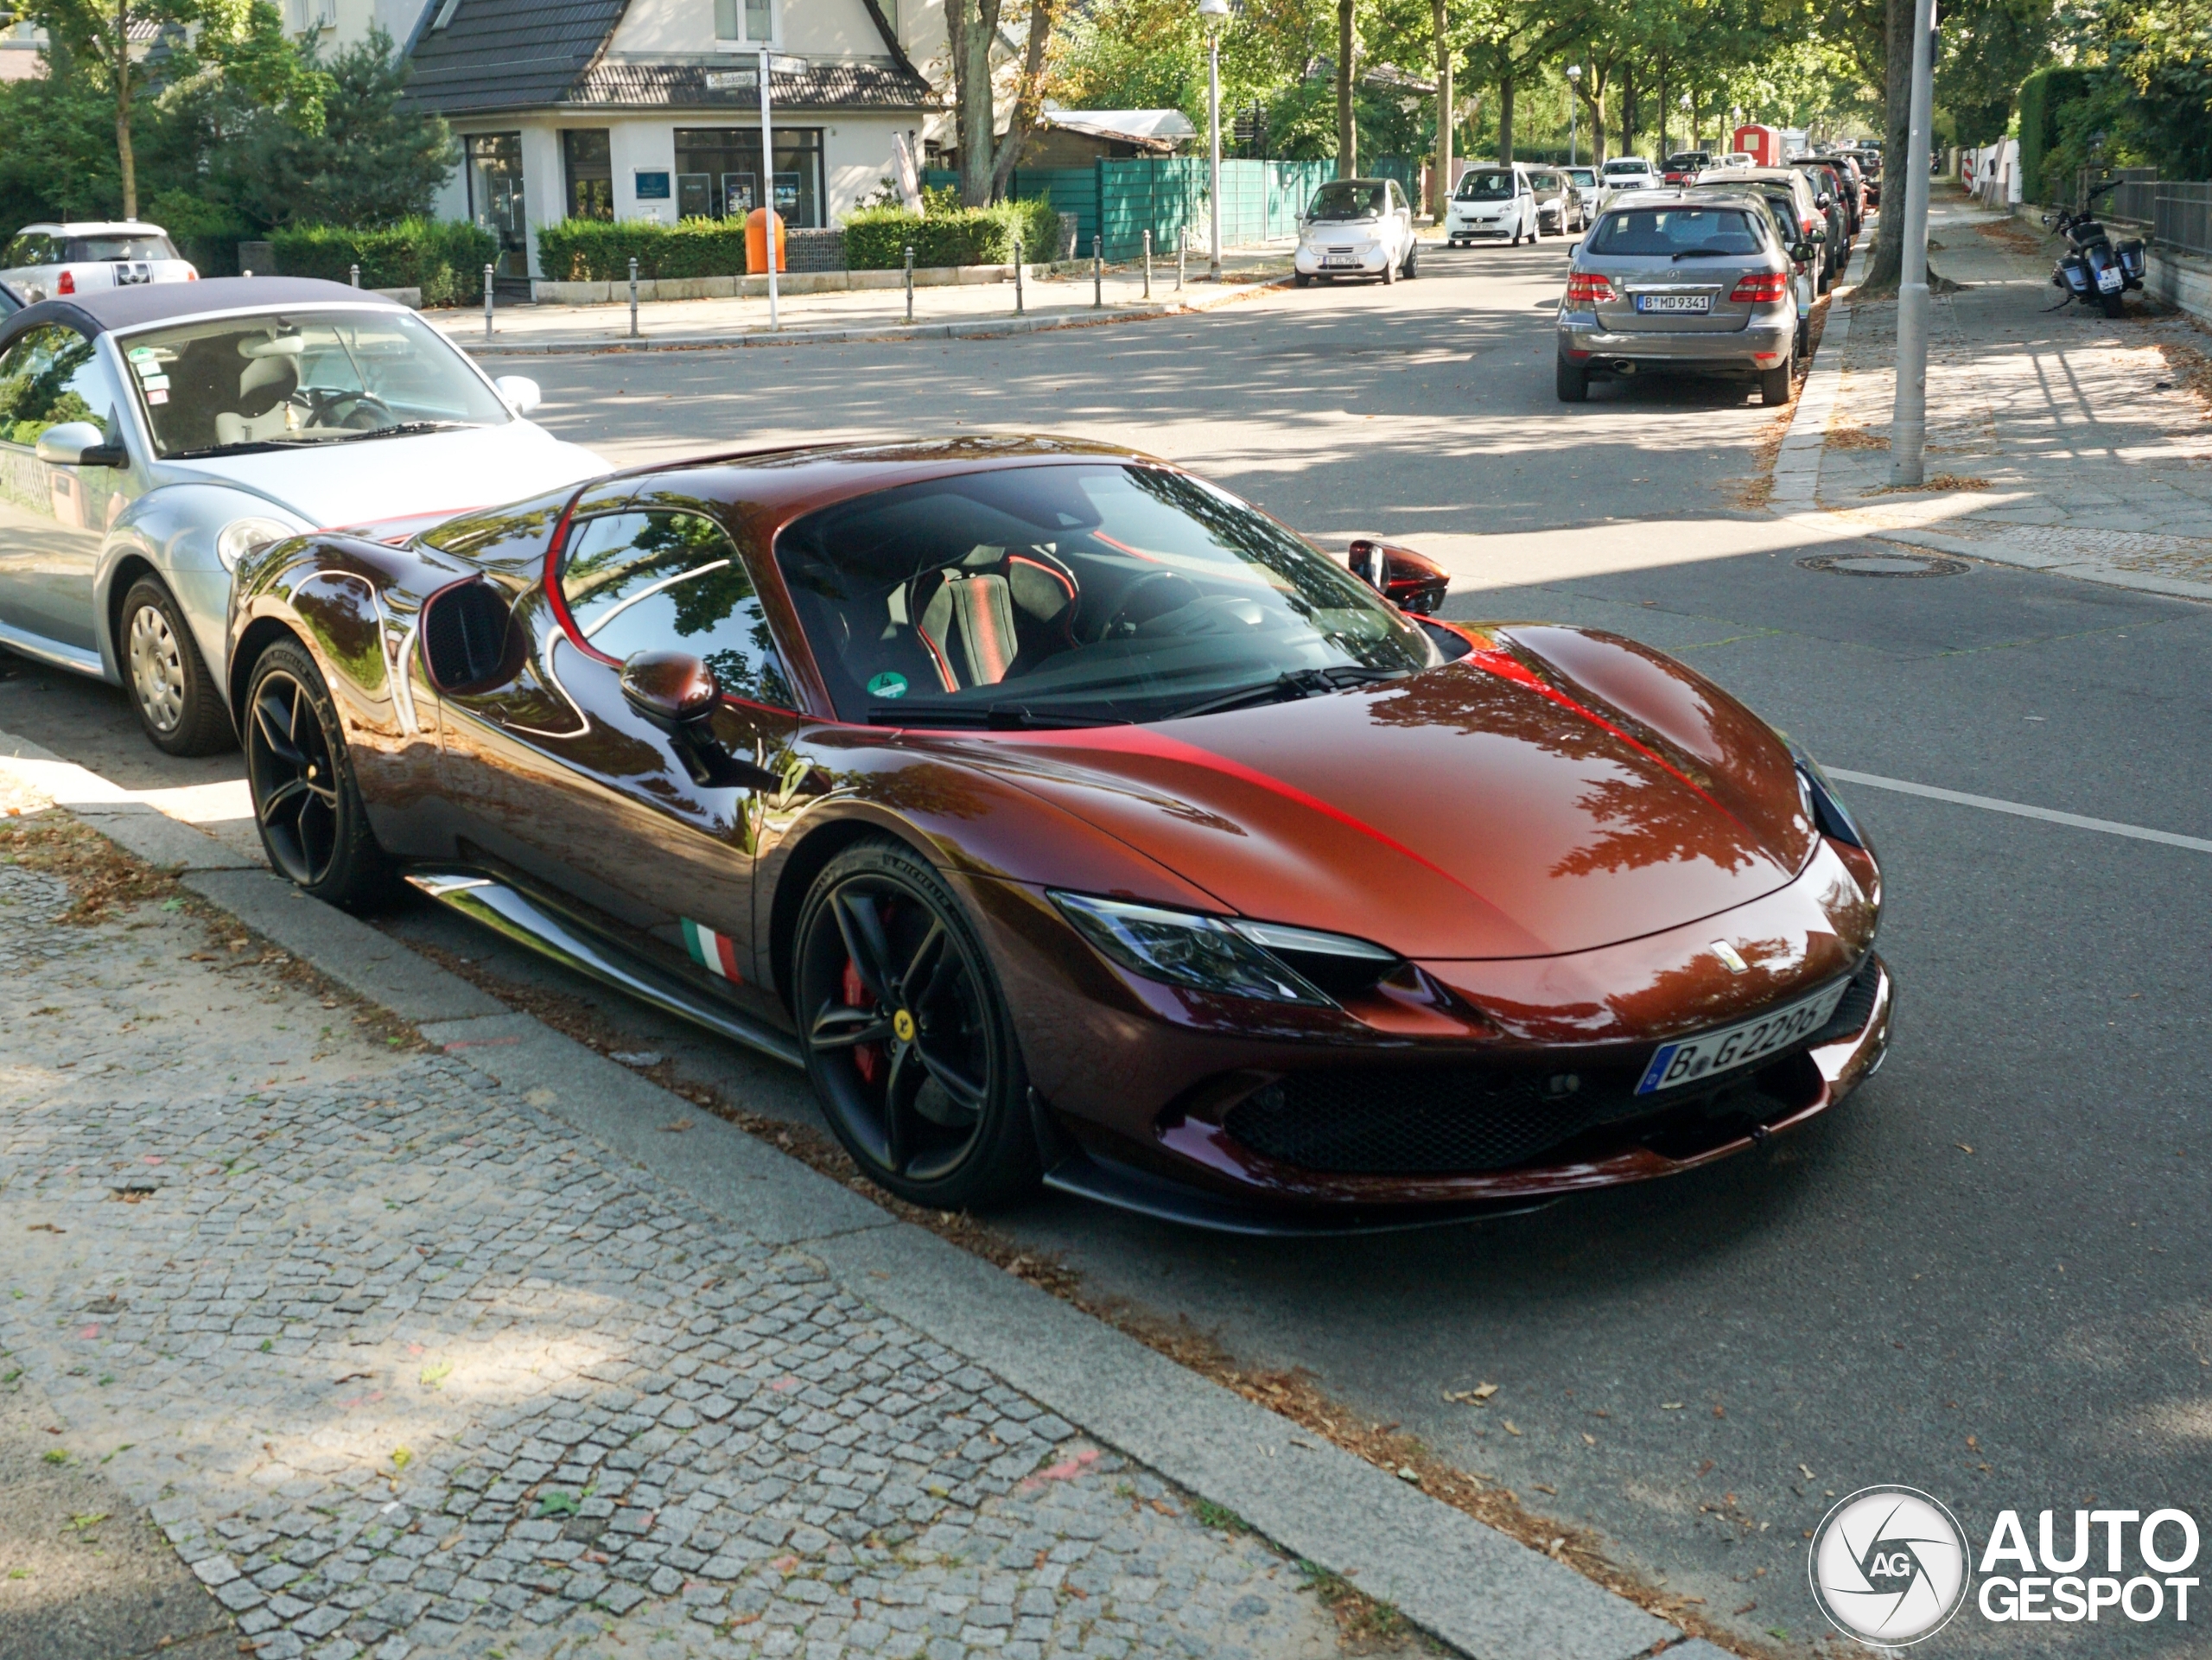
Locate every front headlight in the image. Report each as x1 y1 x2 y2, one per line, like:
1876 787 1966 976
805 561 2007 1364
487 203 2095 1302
216 516 300 572
1049 892 1395 1006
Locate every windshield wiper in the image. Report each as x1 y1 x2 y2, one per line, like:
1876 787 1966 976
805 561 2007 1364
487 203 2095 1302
1165 665 1408 722
334 421 475 442
161 439 324 459
1670 247 1741 261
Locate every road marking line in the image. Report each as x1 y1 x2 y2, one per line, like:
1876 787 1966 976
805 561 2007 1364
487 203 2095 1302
1828 768 2212 854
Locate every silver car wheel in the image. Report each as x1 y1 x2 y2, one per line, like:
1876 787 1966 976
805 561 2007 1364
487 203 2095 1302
127 600 186 734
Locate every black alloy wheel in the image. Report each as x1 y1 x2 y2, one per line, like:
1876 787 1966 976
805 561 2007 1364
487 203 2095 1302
242 639 393 907
794 840 1038 1208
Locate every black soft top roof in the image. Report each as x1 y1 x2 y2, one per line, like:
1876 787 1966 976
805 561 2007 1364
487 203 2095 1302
0 276 399 347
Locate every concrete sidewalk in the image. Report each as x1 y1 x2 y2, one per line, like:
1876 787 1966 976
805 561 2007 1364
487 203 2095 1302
1772 188 2212 601
432 250 1295 358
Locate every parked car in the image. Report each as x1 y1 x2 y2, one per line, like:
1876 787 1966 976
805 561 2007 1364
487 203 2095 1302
0 277 604 754
1 222 197 303
1799 155 1864 236
1719 152 1758 169
1294 177 1419 284
1444 165 1541 245
231 436 1891 1228
1692 167 1831 299
1528 167 1584 234
1599 156 1659 201
1563 166 1604 227
1555 188 1811 405
1662 150 1714 184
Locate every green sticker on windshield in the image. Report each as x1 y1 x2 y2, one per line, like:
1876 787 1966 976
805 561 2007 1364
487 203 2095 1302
867 671 908 700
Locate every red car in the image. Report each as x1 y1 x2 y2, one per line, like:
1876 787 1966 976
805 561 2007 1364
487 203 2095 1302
231 438 1890 1232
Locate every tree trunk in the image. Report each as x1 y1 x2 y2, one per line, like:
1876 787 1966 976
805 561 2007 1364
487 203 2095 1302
1431 0 1451 216
1859 0 1914 290
987 0 1055 201
949 0 1002 207
1497 72 1514 165
1621 65 1634 157
1656 58 1667 158
1336 0 1357 178
114 0 136 220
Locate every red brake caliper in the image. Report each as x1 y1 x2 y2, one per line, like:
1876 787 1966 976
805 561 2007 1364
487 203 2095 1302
842 957 882 1084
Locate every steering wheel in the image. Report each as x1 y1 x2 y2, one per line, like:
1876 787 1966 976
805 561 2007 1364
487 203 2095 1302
1097 570 1202 639
292 388 395 430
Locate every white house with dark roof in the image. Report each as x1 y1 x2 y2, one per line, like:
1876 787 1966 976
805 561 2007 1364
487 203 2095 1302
404 0 943 278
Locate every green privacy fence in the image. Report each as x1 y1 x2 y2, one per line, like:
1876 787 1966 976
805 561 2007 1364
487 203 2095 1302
921 158 1390 260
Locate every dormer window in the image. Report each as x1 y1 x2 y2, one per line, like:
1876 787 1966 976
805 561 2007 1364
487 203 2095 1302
714 0 773 44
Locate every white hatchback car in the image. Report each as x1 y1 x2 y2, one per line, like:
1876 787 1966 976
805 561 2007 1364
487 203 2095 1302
2 222 197 302
1444 166 1540 245
0 277 605 754
1599 157 1659 203
1294 178 1420 284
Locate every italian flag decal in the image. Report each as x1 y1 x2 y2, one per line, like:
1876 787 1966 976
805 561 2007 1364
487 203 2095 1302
682 918 741 983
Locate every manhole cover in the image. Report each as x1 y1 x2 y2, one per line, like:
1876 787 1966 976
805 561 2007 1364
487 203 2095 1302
1797 551 1970 578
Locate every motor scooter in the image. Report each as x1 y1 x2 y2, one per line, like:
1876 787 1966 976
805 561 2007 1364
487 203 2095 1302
2044 181 2147 317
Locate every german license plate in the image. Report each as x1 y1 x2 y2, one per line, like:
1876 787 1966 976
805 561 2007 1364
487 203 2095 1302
1636 293 1711 313
2095 266 2123 293
1322 256 1361 269
1634 980 1851 1094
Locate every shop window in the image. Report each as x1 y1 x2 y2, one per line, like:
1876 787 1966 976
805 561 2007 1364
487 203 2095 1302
673 127 822 227
563 130 613 222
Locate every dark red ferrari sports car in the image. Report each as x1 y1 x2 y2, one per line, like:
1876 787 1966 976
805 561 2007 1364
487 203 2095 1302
231 436 1890 1231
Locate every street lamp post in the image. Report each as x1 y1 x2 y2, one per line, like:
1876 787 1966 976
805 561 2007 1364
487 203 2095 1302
1889 0 1938 486
1567 64 1581 166
754 46 808 329
1199 0 1229 281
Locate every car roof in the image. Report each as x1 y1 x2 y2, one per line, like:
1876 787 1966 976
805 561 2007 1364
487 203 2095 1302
1694 168 1808 187
0 276 400 342
15 221 171 238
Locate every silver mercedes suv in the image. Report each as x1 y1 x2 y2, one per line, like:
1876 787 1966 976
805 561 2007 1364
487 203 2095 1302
1555 188 1808 405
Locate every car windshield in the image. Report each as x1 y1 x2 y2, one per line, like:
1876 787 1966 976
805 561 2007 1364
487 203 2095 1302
1308 181 1387 220
116 308 511 459
1587 207 1765 257
1567 169 1598 186
1664 153 1708 171
1603 161 1649 175
776 463 1438 727
1456 169 1515 200
67 235 178 262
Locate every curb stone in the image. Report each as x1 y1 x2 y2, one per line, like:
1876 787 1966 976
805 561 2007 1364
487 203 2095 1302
0 721 1691 1660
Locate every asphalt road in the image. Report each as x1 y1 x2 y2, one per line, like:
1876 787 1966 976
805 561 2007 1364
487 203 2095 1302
6 240 2209 1657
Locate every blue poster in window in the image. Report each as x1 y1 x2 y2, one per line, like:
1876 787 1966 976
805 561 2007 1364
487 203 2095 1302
633 171 671 200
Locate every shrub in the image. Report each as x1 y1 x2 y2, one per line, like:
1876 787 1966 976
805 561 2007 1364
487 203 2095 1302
532 217 753 282
2017 67 2091 206
268 219 498 306
843 195 1065 270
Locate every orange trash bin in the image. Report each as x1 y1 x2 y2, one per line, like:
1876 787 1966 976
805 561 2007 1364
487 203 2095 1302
746 207 786 274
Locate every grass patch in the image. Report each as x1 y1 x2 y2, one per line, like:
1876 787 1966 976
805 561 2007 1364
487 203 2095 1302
1192 1498 1249 1534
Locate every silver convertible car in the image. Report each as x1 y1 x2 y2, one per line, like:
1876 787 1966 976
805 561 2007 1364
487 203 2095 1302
0 277 603 753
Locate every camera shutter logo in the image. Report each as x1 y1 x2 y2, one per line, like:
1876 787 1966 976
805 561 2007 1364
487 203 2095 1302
1808 1485 1971 1644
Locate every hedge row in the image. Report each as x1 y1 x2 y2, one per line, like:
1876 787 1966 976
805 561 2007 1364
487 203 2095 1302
534 217 753 282
843 196 1064 270
268 219 498 306
2016 67 2091 206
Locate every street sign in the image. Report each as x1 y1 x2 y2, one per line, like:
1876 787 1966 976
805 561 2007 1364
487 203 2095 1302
705 69 755 91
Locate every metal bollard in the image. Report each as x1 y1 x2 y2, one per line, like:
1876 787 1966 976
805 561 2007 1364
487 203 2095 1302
1092 236 1103 308
1013 234 1024 315
628 257 639 339
483 264 495 339
1178 243 1185 291
349 263 359 288
904 245 914 324
1143 230 1152 300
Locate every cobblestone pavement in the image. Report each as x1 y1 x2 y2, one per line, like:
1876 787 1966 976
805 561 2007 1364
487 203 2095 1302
1808 190 2212 585
0 855 1358 1660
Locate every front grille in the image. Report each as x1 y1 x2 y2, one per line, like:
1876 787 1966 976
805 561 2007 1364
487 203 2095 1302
1227 1067 1641 1175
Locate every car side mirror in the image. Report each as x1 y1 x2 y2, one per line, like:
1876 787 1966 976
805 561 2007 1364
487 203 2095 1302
621 649 719 729
493 374 542 415
1793 241 1817 264
1348 538 1450 616
34 421 125 467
